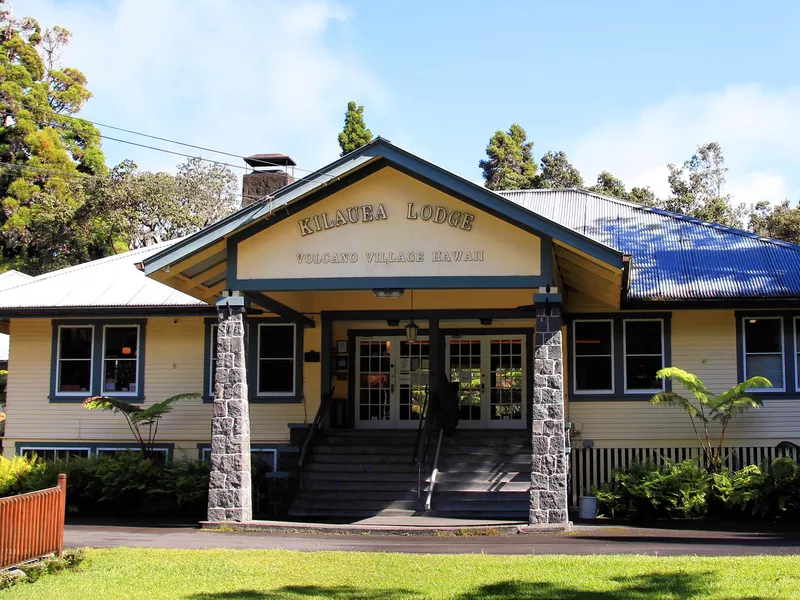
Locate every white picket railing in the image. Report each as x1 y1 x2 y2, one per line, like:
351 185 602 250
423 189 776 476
568 445 800 507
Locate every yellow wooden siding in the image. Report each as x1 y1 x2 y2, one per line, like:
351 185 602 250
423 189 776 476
569 309 800 447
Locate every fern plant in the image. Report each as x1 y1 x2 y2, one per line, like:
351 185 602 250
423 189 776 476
650 367 768 471
83 393 201 460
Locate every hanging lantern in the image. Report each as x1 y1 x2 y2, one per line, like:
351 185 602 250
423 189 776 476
405 320 419 343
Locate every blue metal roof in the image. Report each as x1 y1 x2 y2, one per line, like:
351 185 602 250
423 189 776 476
498 189 800 302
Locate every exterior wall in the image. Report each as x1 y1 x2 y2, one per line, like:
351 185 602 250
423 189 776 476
568 306 800 448
7 295 799 459
236 167 542 283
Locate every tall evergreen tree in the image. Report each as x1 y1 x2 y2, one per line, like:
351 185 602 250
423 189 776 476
0 4 108 274
479 124 538 190
533 150 584 189
590 171 627 199
337 101 372 157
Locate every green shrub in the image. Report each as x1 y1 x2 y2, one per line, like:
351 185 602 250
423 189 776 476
728 458 800 519
595 459 711 519
0 453 209 518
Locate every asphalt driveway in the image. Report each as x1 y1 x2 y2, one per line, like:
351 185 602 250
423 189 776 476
64 524 800 556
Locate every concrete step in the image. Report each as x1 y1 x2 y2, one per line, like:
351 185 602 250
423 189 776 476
288 508 418 518
302 480 422 492
435 471 529 483
431 509 528 519
295 490 420 501
436 458 531 470
438 444 530 456
291 499 419 511
313 445 416 456
434 481 531 493
304 463 419 473
433 491 529 502
320 430 418 438
303 471 421 482
313 454 418 465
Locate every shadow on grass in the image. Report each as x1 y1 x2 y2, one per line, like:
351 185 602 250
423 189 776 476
184 570 771 599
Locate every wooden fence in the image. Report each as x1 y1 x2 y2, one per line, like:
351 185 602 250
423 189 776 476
0 474 66 569
569 446 800 507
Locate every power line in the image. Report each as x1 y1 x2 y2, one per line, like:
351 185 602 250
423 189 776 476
0 161 271 205
56 113 335 177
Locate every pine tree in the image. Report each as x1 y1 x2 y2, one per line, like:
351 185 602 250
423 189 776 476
337 101 372 157
533 151 584 189
479 124 538 190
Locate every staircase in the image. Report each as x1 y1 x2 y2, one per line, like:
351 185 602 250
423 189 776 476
290 429 531 520
290 430 422 518
431 430 531 519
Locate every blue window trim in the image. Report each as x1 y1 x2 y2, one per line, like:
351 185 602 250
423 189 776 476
203 316 304 404
735 310 800 399
197 442 298 475
567 312 672 402
49 319 147 403
16 440 174 461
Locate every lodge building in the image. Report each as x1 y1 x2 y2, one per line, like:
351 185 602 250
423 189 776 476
1 138 800 527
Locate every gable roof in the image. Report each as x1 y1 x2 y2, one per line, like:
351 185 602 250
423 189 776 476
141 138 624 275
0 242 209 314
499 188 800 302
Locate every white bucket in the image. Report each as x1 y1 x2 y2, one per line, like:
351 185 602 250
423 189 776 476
578 495 598 519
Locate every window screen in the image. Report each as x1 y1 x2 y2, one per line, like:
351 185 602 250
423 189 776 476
574 321 613 392
624 320 664 391
743 318 784 389
103 326 140 394
57 326 93 394
257 324 295 395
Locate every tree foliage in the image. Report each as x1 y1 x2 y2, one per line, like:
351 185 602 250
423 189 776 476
479 123 538 190
84 393 201 459
589 170 627 199
650 367 767 471
0 4 110 274
533 150 584 189
749 199 800 245
78 157 240 249
665 142 746 228
337 101 372 157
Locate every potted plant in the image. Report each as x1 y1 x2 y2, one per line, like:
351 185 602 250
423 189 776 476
578 487 598 519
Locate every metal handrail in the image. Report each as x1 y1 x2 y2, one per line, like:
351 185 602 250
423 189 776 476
413 386 430 465
298 386 335 472
424 429 444 512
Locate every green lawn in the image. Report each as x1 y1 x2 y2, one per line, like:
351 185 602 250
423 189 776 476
3 548 799 599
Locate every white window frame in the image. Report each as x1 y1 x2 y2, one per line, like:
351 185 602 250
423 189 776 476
102 324 141 397
796 317 800 392
572 319 615 395
256 323 296 397
623 319 666 394
742 316 785 392
209 323 219 397
55 325 95 397
20 446 92 461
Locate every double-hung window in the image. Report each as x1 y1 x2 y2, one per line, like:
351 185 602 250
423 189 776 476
55 326 94 395
742 317 785 391
571 315 670 398
51 320 146 401
573 320 614 393
623 320 665 392
102 325 140 395
257 323 296 397
208 324 219 398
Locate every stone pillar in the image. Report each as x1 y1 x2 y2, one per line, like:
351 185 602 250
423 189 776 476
207 295 252 522
530 296 569 529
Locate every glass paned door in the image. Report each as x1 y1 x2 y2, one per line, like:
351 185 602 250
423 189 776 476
448 338 484 424
355 336 430 429
356 339 392 428
446 335 526 429
489 338 524 426
397 339 429 428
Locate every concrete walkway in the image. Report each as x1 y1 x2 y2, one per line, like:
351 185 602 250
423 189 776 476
64 523 800 556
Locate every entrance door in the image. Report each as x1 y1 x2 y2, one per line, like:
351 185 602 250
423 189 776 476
355 336 429 429
446 335 526 429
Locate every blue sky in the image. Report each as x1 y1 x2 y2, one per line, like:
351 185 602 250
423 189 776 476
33 0 800 203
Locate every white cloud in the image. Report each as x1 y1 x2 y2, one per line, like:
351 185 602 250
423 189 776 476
571 84 800 205
28 0 387 176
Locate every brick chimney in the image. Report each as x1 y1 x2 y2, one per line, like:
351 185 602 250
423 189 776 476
241 153 296 207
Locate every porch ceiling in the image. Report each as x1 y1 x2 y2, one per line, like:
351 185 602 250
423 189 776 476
554 242 624 308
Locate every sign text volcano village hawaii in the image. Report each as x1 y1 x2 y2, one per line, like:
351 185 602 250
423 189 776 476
295 202 484 265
